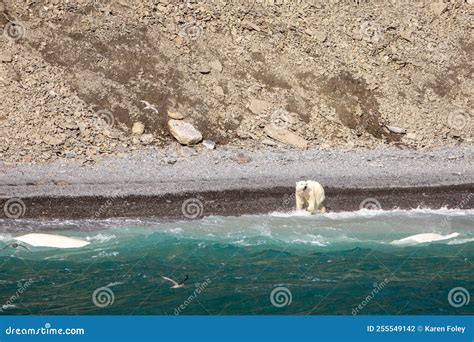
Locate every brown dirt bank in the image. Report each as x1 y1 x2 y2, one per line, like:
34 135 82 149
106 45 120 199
4 184 473 221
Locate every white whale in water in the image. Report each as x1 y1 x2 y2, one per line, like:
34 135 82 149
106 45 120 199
15 233 90 249
391 232 460 245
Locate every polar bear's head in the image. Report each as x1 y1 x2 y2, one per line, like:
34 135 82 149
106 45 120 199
295 181 308 192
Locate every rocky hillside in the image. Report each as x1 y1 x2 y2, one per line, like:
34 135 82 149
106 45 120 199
0 0 472 163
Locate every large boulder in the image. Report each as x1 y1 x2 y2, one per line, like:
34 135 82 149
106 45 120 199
168 120 203 145
264 124 308 149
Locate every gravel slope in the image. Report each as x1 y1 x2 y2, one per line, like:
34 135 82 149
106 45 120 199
1 0 472 164
1 145 472 199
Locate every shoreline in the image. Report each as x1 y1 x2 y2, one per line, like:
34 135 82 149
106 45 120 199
1 145 473 220
1 184 472 221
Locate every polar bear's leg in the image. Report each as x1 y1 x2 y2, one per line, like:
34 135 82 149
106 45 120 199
306 191 317 213
316 188 326 213
317 197 326 213
296 194 305 210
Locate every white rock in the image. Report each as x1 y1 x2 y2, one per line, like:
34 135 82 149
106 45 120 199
210 59 223 72
306 29 327 43
430 2 448 16
140 133 154 145
132 121 145 135
168 120 203 145
249 99 270 115
386 125 406 134
167 108 184 120
214 85 225 97
43 135 65 146
0 53 12 63
262 138 278 146
405 133 418 140
264 124 308 149
202 140 216 149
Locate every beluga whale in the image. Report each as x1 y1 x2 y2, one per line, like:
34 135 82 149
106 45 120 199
391 233 459 246
14 233 90 249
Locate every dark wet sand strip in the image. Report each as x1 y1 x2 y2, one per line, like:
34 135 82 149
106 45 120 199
5 184 473 220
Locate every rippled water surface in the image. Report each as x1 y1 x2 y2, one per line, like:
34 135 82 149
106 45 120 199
0 208 473 315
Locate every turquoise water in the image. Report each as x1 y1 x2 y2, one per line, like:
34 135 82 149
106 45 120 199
0 208 473 315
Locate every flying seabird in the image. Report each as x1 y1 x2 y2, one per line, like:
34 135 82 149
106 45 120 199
161 275 189 289
140 100 159 114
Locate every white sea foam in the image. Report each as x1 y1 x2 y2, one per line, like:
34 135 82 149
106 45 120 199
107 281 124 287
447 237 474 245
85 233 116 243
231 239 251 246
1 207 471 251
91 251 119 258
269 207 474 220
0 234 13 242
2 304 16 309
291 237 328 247
270 209 311 217
168 228 183 234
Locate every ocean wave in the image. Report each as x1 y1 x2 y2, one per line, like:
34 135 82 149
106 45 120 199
230 239 253 246
290 238 328 247
85 233 116 243
225 232 470 248
269 207 474 220
311 277 337 283
107 281 124 287
167 228 183 234
2 304 16 310
0 234 13 242
91 251 119 258
269 209 312 217
447 237 474 245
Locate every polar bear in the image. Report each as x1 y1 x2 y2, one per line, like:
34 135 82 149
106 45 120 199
295 180 326 214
